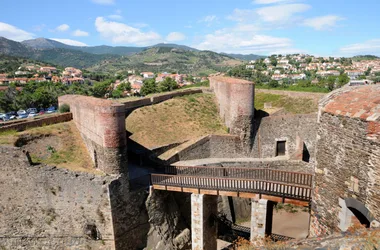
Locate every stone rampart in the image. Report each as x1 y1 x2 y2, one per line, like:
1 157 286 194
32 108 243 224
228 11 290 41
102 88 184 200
122 88 203 114
161 134 245 164
209 76 255 148
0 113 72 132
310 85 380 236
251 114 318 162
58 95 127 175
0 146 150 250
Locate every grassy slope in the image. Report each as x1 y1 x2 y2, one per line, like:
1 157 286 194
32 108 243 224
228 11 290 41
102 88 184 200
0 121 98 174
255 92 318 114
126 93 227 149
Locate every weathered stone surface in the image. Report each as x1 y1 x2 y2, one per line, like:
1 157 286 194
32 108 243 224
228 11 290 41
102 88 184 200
145 190 191 250
191 194 217 250
0 146 150 250
311 85 380 236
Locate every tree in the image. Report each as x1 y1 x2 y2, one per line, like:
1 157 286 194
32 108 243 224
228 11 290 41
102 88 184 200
158 77 178 92
92 81 111 98
116 82 131 92
268 80 279 88
327 76 337 91
337 73 350 88
140 79 157 96
111 89 123 98
270 57 277 67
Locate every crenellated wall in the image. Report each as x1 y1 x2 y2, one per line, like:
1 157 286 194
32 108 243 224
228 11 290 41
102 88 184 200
209 76 255 149
58 95 127 175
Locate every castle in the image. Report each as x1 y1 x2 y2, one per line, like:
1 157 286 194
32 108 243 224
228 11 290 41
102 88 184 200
0 76 379 249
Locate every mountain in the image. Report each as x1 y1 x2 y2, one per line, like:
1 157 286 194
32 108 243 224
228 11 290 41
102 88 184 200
87 47 242 75
22 38 74 50
21 38 199 55
0 36 243 74
222 53 265 61
149 43 199 52
1 37 120 68
0 37 30 57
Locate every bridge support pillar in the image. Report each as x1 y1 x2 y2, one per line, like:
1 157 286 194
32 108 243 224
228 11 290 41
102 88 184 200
250 199 273 243
191 194 217 250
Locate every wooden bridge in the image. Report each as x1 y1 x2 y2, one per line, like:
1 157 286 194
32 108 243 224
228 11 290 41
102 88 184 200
151 166 313 206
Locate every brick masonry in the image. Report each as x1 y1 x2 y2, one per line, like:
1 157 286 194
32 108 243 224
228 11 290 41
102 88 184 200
0 113 73 132
209 76 255 150
58 95 127 175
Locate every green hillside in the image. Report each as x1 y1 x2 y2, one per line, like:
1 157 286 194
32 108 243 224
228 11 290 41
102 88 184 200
88 47 243 75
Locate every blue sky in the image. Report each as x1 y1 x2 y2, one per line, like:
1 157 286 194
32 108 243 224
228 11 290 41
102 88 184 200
1 0 380 56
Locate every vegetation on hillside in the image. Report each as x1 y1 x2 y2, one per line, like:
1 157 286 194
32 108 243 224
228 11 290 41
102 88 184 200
87 47 242 76
126 93 227 148
352 55 379 61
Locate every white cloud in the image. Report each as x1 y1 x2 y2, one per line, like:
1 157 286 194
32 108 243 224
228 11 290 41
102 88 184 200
303 15 344 30
0 22 34 41
185 25 193 29
199 15 218 23
92 0 115 5
108 14 123 20
50 38 88 46
253 0 294 4
95 17 162 45
256 4 311 22
56 24 70 32
72 29 89 37
33 24 46 32
194 24 300 54
339 39 380 56
166 32 186 42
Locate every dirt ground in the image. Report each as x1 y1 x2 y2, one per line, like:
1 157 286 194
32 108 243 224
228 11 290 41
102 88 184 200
240 209 310 240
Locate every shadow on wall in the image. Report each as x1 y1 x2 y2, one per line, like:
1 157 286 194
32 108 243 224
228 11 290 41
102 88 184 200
251 109 270 156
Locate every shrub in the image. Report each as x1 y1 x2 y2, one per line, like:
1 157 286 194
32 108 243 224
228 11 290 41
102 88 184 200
59 104 70 113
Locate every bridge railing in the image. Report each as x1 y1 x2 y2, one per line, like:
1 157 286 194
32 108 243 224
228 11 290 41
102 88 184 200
151 174 312 201
165 166 313 187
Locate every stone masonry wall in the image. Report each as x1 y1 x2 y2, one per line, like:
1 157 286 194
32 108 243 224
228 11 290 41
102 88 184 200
0 146 116 249
209 76 255 150
0 146 150 250
58 95 127 175
251 114 318 162
310 112 380 236
0 113 73 132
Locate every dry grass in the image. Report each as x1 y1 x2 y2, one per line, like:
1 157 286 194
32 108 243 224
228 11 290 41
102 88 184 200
126 93 227 149
255 92 318 114
0 121 100 174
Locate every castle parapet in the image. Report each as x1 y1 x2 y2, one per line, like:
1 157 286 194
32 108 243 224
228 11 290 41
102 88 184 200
58 95 127 175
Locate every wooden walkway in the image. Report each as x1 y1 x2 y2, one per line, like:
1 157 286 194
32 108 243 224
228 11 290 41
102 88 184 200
152 166 313 206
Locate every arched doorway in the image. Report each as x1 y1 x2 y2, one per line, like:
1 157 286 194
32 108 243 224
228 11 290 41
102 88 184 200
340 198 375 230
345 198 374 228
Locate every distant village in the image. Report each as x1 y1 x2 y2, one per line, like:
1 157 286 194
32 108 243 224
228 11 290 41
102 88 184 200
245 54 380 85
0 64 208 95
1 54 379 94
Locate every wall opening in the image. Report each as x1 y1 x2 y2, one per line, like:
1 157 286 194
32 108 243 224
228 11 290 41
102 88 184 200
348 207 371 228
276 141 286 156
302 143 310 162
94 150 98 168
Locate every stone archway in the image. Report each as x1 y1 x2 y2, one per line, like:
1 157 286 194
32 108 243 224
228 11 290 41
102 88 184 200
339 197 375 231
344 198 374 228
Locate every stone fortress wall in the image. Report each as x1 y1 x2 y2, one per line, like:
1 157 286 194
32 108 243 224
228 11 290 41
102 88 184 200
209 76 255 149
58 95 127 175
310 85 380 236
251 114 318 162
